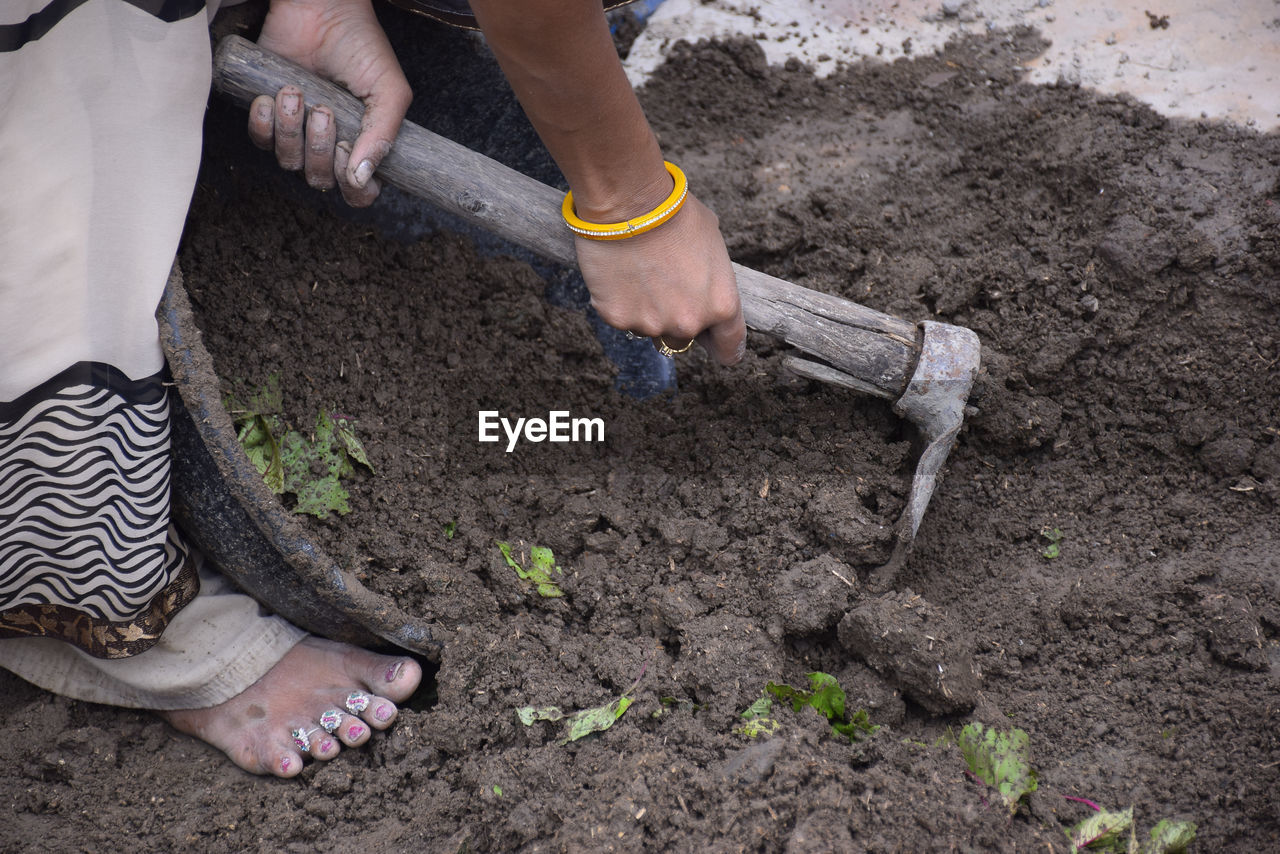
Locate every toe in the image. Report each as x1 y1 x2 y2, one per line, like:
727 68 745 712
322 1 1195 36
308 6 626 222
371 656 422 703
362 695 398 729
339 716 370 747
277 751 304 778
312 733 340 760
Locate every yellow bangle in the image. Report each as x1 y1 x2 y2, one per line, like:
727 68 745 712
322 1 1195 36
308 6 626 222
561 161 688 241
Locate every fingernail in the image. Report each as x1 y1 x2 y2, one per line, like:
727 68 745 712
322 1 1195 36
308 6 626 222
385 661 404 683
281 93 300 115
281 757 293 773
311 110 329 132
354 159 374 187
375 704 393 722
320 739 334 752
349 724 366 739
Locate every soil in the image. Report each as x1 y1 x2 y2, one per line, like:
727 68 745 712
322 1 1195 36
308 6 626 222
5 12 1280 854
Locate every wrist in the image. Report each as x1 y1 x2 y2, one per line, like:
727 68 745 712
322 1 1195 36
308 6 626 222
566 155 673 224
563 161 688 240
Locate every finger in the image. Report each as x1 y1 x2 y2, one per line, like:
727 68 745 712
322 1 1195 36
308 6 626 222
346 68 412 190
248 95 275 150
304 105 337 190
274 86 304 171
700 300 748 366
335 141 380 208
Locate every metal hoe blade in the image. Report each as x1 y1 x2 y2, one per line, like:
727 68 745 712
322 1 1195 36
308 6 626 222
788 320 980 586
879 320 980 584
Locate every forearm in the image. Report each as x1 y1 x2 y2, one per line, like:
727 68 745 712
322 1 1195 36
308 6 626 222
468 0 669 221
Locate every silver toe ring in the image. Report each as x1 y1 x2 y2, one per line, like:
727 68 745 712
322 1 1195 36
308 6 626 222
319 709 344 733
345 691 372 714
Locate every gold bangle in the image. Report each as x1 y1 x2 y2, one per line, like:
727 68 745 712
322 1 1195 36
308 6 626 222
561 161 688 241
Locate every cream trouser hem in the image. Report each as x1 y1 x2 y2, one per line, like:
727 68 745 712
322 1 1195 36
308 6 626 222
0 560 307 710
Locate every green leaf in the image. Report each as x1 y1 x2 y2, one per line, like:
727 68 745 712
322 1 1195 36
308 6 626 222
764 672 878 743
560 696 632 744
805 671 847 722
516 706 563 726
1067 806 1133 853
1141 819 1196 854
530 546 558 575
832 708 878 741
444 520 457 540
741 696 773 719
237 414 284 494
957 723 1038 815
492 785 502 797
279 412 353 518
335 416 373 471
226 380 370 518
496 542 563 597
1041 527 1064 558
735 717 781 738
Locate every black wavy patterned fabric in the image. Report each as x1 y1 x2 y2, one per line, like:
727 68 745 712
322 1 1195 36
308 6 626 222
0 362 186 621
0 0 207 52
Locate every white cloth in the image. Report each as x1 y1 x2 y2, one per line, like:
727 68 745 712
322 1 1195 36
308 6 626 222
0 558 306 708
0 0 307 708
0 0 211 398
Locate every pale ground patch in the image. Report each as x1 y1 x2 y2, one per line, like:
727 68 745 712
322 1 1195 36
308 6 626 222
625 0 1280 131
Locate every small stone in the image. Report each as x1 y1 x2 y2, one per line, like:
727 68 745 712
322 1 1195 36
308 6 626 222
1105 33 1117 45
940 0 964 16
1080 293 1100 314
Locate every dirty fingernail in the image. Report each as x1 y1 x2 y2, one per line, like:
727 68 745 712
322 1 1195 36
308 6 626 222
280 757 293 774
349 724 366 739
385 661 403 683
375 704 393 722
311 110 329 132
320 739 335 752
354 159 375 187
281 93 300 115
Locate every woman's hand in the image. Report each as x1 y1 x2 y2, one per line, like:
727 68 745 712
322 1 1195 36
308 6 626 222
245 0 411 207
575 196 746 365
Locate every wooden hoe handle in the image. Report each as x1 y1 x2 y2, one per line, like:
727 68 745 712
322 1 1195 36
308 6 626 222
212 36 921 399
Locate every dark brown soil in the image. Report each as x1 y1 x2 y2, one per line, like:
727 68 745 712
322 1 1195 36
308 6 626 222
5 21 1280 854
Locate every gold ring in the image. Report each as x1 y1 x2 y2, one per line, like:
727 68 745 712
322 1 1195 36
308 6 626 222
655 337 695 357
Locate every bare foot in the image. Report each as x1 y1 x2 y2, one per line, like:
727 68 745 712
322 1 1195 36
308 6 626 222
162 637 421 777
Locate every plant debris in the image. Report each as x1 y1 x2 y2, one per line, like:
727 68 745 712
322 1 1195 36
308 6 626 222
515 697 633 745
759 672 878 742
225 377 372 518
735 695 781 738
516 656 650 745
1041 526 1064 559
497 542 563 597
957 723 1038 815
1066 805 1196 853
